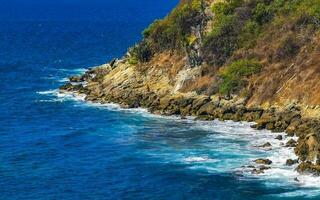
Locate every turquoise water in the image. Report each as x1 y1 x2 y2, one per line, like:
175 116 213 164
1 0 320 199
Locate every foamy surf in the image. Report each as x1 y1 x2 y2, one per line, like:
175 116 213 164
59 68 88 74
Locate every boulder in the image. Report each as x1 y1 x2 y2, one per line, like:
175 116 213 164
286 139 297 147
254 158 272 165
197 102 217 116
192 96 210 112
295 133 320 162
69 76 82 82
275 135 283 140
251 165 271 174
286 159 298 166
296 162 320 175
257 142 272 148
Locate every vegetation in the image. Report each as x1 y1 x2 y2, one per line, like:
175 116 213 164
128 0 206 63
128 41 153 65
219 59 262 96
142 0 205 52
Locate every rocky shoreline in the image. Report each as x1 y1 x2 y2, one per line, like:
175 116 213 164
60 59 320 177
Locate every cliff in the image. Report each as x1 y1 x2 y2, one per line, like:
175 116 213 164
61 0 320 175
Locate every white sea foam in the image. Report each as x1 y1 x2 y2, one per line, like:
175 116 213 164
59 68 87 73
184 156 219 163
57 78 69 82
37 89 86 102
37 90 58 95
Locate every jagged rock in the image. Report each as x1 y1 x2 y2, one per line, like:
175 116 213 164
286 117 302 136
59 83 74 91
257 142 272 148
251 165 271 174
296 162 320 175
272 120 289 133
242 109 263 122
192 96 210 113
286 159 298 166
286 139 297 147
295 133 320 162
197 102 217 116
254 159 272 165
69 76 82 82
275 135 283 140
194 115 215 121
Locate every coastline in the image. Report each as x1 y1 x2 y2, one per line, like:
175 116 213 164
59 59 320 177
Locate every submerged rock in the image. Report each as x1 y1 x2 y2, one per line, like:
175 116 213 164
256 142 272 148
251 165 271 174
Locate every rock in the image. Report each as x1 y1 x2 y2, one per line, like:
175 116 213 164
257 142 272 148
285 117 302 136
275 135 283 140
59 83 74 91
252 115 273 129
69 76 82 82
286 139 297 147
272 120 289 132
286 159 298 166
194 115 215 121
266 122 275 130
197 102 217 116
251 165 271 174
192 96 210 112
295 133 320 162
286 131 295 137
109 58 117 68
259 165 271 170
296 162 320 175
242 109 263 122
254 159 272 165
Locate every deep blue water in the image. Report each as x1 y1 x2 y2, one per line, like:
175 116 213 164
1 0 320 199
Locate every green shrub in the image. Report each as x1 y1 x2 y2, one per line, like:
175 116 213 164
275 36 300 59
202 0 244 66
202 16 240 66
253 2 274 25
238 20 261 48
142 0 205 53
129 40 153 64
219 59 262 96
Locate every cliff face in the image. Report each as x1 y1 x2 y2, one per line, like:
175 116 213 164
61 0 320 175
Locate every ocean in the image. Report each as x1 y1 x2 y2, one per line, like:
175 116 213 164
0 0 320 199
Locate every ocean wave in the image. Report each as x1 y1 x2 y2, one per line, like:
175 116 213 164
183 156 219 163
59 68 87 74
36 89 86 102
36 90 59 95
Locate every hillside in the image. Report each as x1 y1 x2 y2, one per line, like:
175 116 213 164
61 0 320 175
129 0 320 117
